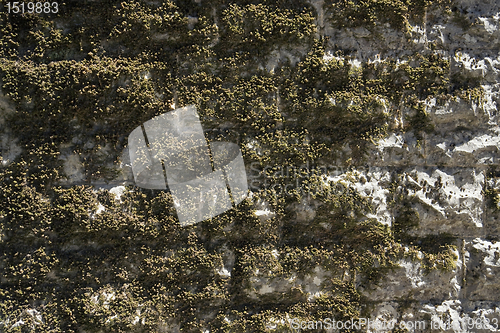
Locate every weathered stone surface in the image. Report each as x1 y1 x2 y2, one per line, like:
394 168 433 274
359 247 462 302
2 0 500 331
464 239 500 301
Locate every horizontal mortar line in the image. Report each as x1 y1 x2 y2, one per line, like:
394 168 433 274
361 164 492 169
363 299 500 305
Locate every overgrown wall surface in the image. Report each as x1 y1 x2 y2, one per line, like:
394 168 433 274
0 0 499 332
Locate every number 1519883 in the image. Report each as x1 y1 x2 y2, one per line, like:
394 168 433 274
6 2 58 14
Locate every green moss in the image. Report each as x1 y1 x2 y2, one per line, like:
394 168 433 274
405 102 434 142
326 0 451 31
220 3 316 54
393 204 420 242
451 8 474 31
484 166 500 211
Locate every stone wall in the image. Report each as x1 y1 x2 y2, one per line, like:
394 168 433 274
0 0 499 332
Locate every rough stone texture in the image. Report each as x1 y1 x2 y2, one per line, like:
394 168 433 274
306 0 500 330
360 253 462 302
1 0 500 332
464 239 500 302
